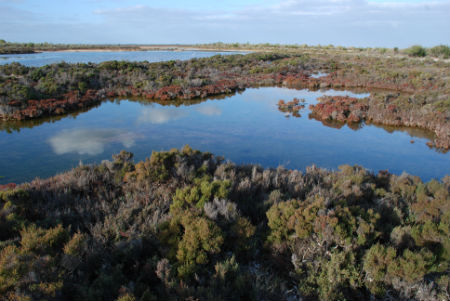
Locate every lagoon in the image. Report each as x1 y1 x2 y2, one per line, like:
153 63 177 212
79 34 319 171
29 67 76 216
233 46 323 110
1 87 448 184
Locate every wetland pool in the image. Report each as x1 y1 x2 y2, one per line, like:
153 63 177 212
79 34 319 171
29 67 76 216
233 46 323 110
1 87 448 184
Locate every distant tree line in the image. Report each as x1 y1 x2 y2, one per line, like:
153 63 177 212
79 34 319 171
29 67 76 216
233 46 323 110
195 42 450 59
0 40 141 54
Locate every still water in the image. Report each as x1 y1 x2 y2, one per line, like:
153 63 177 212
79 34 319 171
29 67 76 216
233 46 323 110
1 87 448 184
0 50 246 67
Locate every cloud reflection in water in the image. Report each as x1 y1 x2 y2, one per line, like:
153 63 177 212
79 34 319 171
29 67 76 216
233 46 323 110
196 105 222 116
138 107 186 124
49 128 136 155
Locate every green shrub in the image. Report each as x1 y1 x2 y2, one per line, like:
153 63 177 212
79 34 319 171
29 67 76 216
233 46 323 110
387 249 435 283
20 224 69 255
405 45 427 57
171 176 230 212
0 245 22 294
176 214 224 278
363 244 397 295
63 232 87 256
429 45 450 58
316 251 362 300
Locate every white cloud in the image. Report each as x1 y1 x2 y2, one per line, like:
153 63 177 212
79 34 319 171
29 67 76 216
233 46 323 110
194 13 238 21
269 0 362 16
93 5 146 15
48 128 136 155
367 1 446 9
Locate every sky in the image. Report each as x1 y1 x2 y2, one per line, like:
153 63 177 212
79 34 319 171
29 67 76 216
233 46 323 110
0 0 449 47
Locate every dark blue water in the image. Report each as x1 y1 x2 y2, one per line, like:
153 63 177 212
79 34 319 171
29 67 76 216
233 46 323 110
0 87 448 184
0 50 246 67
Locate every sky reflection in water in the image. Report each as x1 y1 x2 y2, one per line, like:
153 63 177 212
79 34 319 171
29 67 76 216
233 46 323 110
48 128 136 155
0 87 448 184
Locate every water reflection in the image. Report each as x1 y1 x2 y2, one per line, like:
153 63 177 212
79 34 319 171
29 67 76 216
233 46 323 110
48 128 136 155
310 72 329 78
373 123 436 140
196 105 222 116
138 107 186 124
0 87 448 184
0 103 101 133
308 115 365 131
307 114 439 143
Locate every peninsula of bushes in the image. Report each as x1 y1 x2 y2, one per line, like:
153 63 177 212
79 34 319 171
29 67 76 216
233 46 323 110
0 146 449 300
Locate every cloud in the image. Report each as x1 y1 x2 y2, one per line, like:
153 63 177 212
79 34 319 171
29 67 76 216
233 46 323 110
138 107 186 124
89 0 450 46
196 105 222 116
268 0 361 16
367 1 445 9
1 0 449 46
48 128 136 155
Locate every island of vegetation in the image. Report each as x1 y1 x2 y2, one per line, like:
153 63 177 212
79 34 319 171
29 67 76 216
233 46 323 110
0 146 449 301
277 98 305 117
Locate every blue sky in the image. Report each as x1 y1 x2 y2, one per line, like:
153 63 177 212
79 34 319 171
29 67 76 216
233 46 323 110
1 0 449 47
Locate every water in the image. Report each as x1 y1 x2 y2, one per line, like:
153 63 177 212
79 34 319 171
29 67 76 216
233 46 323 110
1 87 448 184
0 50 247 67
310 72 329 78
